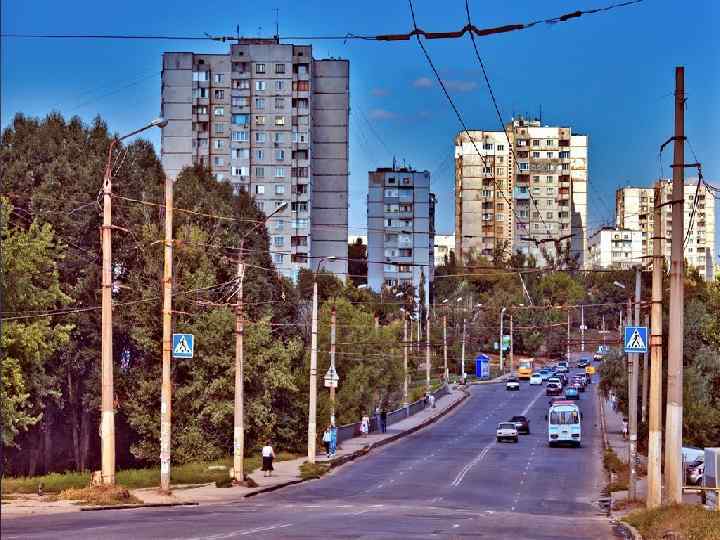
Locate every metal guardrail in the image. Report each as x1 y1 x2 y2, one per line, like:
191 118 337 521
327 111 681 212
335 384 451 445
682 486 720 511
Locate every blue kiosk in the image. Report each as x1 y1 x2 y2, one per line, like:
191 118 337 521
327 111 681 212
475 354 490 380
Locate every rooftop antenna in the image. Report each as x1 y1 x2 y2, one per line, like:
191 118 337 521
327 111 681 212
393 156 397 170
274 8 279 42
539 104 543 124
236 24 240 42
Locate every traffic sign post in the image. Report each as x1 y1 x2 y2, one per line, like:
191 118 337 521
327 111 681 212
624 326 648 354
172 333 195 359
324 366 339 388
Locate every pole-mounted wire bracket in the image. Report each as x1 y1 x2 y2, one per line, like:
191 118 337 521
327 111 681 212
659 135 686 153
669 162 701 168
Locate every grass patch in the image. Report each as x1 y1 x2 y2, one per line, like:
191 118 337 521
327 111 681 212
2 452 300 494
603 448 646 493
55 485 142 506
299 462 329 480
624 504 720 540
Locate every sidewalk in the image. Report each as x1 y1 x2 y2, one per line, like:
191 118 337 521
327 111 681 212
2 385 471 518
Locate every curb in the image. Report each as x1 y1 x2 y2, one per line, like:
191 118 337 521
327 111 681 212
80 501 199 512
469 374 511 385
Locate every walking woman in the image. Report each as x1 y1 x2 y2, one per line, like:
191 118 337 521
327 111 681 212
261 441 276 477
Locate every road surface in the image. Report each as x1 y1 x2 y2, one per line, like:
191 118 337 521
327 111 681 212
3 366 622 539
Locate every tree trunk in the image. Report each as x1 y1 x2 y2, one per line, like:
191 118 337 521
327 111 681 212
80 409 91 471
43 406 53 474
68 371 81 470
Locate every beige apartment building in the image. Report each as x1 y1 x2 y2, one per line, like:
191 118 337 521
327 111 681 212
454 117 588 267
160 39 349 280
616 179 716 279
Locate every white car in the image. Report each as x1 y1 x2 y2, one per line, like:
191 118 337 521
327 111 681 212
497 422 519 443
529 373 543 385
505 377 520 391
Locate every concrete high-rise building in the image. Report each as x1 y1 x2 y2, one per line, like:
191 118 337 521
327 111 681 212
433 234 456 267
616 180 716 279
454 117 588 267
367 166 434 307
587 227 643 269
160 39 349 280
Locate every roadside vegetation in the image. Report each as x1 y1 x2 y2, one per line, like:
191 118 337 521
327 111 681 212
624 504 720 540
52 485 142 506
299 462 330 480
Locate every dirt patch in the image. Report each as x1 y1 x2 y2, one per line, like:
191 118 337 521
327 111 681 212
54 485 142 506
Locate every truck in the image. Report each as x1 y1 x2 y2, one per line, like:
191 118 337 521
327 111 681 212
517 358 534 381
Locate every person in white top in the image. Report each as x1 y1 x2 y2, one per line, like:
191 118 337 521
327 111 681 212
261 442 276 477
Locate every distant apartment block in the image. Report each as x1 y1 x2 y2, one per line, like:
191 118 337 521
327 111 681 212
367 167 435 307
434 234 455 267
160 39 349 280
454 117 588 267
616 179 716 279
587 227 643 269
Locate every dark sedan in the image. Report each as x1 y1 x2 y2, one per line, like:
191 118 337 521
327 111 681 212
509 415 530 434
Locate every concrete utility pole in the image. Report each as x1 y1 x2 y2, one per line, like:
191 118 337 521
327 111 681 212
425 310 431 390
160 166 174 493
509 314 514 374
580 304 585 352
499 307 507 372
100 118 166 487
232 240 247 484
627 267 641 501
329 306 337 426
665 66 685 504
461 318 466 380
443 314 448 381
647 182 664 509
403 314 409 406
566 309 571 360
642 313 649 424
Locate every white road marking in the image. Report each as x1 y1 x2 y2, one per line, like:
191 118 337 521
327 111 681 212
190 523 293 540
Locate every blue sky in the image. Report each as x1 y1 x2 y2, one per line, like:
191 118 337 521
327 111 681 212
3 0 719 255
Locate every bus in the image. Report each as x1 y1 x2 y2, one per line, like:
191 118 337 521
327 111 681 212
547 400 582 447
517 358 534 380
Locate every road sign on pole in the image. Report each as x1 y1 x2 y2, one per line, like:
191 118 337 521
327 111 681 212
624 326 648 354
172 333 194 359
324 366 339 388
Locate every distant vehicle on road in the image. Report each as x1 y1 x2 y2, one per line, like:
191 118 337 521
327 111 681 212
686 459 704 485
564 386 580 400
577 359 588 368
572 376 586 392
546 382 562 396
496 422 519 443
529 373 543 385
547 401 582 447
547 377 562 388
506 377 520 391
517 359 534 380
539 369 552 381
594 345 610 361
510 415 530 434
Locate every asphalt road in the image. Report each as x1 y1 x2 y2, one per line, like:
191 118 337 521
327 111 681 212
3 366 623 539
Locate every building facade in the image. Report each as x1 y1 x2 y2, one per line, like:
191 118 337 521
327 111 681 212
454 117 588 267
587 227 643 269
616 180 716 279
434 234 456 267
160 39 349 280
367 167 434 306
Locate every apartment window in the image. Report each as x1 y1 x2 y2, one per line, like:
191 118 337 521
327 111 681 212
534 224 540 230
533 211 540 218
532 139 540 146
255 97 265 109
192 87 209 99
561 163 570 170
293 80 310 92
192 71 209 82
213 139 225 149
497 144 505 151
496 213 504 221
547 187 555 194
272 253 284 264
483 143 493 150
256 201 265 211
256 149 265 160
384 204 399 212
546 152 554 158
275 167 285 178
255 63 266 74
232 184 243 195
546 139 554 146
546 176 554 183
532 187 541 194
384 188 399 198
193 105 208 115
275 97 285 109
255 115 266 125
231 166 249 176
292 167 309 178
275 80 284 91
275 149 285 161
235 80 250 90
559 151 570 158
291 236 308 247
255 167 265 178
255 80 266 91
214 123 225 134
255 132 267 143
291 202 308 212
255 184 265 194
214 89 224 100
214 172 225 181
232 97 248 107
496 203 504 210
232 114 249 125
532 151 540 158
232 148 250 159
533 176 540 183
496 167 505 175
481 190 492 198
546 212 553 219
275 116 285 126
292 130 308 143
275 63 285 74
384 219 393 227
213 107 225 117
213 156 224 167
295 184 308 194
518 162 528 170
231 130 248 142
272 235 284 247
292 218 309 229
399 249 412 257
483 167 492 174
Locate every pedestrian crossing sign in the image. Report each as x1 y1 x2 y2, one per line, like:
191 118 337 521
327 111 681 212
624 326 648 353
172 333 194 359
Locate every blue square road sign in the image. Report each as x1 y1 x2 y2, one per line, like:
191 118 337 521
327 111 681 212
172 333 195 359
624 326 648 354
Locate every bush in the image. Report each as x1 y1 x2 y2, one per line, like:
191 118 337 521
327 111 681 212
299 462 329 480
624 504 720 540
56 485 142 506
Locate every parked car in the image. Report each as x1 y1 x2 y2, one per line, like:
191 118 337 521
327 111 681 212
506 377 520 391
685 459 704 485
510 415 530 434
496 422 519 443
529 373 543 385
546 382 562 396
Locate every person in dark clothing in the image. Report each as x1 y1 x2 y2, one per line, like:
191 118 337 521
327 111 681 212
380 408 388 433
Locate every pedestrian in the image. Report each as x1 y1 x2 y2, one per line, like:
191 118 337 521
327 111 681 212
429 393 436 409
360 416 369 438
261 441 275 477
322 426 332 457
380 407 387 434
622 418 629 441
374 405 381 432
329 424 338 457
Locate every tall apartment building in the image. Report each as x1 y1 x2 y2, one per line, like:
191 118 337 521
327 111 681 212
587 227 643 269
616 179 716 279
454 117 588 267
367 167 434 307
160 39 349 280
434 234 456 267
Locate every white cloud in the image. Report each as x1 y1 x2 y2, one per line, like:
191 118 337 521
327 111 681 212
368 108 398 120
445 80 478 92
371 87 390 97
412 77 433 88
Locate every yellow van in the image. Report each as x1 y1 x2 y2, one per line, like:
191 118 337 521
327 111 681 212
585 365 596 375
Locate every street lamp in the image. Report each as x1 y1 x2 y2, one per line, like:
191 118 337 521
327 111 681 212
308 255 337 463
101 118 166 486
232 200 288 485
499 307 507 372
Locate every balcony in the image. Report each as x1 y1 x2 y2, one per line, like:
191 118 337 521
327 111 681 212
514 187 530 200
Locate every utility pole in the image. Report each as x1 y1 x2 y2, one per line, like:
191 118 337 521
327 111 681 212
642 313 649 424
461 318 466 380
566 309 571 360
232 241 246 484
665 66 685 504
499 307 507 372
425 310 431 390
329 306 336 426
580 304 585 352
647 182 664 509
509 313 514 374
159 171 174 493
443 313 448 381
628 266 641 501
403 314 409 406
